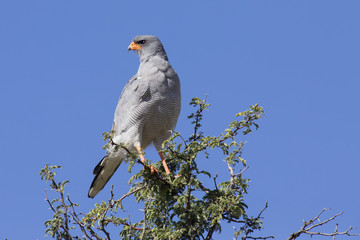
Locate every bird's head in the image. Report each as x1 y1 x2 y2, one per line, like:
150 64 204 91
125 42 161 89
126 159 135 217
128 35 168 61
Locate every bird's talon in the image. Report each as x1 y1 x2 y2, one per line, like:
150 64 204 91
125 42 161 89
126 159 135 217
88 35 180 198
149 165 158 175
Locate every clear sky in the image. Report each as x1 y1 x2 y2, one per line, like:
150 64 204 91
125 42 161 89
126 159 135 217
1 1 359 239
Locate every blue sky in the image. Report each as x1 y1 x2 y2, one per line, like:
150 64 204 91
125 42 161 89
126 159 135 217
1 1 359 239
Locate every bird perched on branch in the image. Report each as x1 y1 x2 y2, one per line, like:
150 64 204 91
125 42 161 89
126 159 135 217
88 35 181 198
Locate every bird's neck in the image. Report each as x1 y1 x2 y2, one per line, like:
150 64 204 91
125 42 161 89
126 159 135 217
137 54 171 75
139 50 168 63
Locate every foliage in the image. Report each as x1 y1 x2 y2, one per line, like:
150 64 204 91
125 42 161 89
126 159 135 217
40 98 359 240
40 98 265 239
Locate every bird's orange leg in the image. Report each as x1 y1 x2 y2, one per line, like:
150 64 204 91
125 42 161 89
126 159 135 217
136 145 146 164
136 146 157 174
158 151 171 174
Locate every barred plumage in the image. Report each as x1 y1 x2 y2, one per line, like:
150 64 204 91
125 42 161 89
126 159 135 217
88 35 181 198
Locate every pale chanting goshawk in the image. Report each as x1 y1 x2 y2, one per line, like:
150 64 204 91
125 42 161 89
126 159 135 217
88 35 181 198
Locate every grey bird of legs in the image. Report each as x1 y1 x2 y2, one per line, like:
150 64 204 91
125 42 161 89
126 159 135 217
88 35 181 198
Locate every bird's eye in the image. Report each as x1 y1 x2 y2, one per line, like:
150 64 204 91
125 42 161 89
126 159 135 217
137 40 147 44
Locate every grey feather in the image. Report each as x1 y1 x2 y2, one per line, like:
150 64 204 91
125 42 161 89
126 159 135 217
88 35 181 198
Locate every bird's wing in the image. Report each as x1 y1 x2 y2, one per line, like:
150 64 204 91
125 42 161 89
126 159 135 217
89 74 156 198
111 74 158 146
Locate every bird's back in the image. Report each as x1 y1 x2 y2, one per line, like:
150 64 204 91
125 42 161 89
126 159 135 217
88 35 181 198
112 55 181 151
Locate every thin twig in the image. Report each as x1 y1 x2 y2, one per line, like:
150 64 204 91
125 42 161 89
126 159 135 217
244 236 274 240
237 166 249 176
86 226 104 240
44 190 64 237
241 202 274 240
213 173 218 190
44 170 72 239
205 223 218 240
257 201 268 219
99 186 114 239
45 190 56 213
112 186 146 208
219 111 261 144
287 208 360 240
67 195 92 239
140 200 150 240
227 163 249 189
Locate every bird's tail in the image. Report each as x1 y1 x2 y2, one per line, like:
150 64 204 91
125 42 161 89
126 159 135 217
88 151 125 198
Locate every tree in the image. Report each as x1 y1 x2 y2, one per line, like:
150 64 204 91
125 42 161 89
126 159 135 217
40 98 359 240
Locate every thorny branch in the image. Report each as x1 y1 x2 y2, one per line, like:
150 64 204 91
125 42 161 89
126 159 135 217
112 185 146 208
87 185 148 233
190 96 208 142
219 110 262 144
205 224 217 240
243 237 274 240
99 193 111 240
287 208 360 240
240 202 274 240
44 164 148 239
44 169 73 239
227 162 249 189
213 173 219 190
86 226 103 240
67 196 92 239
140 200 150 240
41 100 359 240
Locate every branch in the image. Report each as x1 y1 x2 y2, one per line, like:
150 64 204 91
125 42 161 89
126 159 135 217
98 186 114 239
189 96 208 141
256 201 268 220
287 208 360 240
58 185 70 237
205 223 218 240
87 226 104 240
140 200 150 240
44 170 73 239
213 173 219 190
67 195 93 240
44 190 64 237
45 190 56 213
226 162 249 189
112 186 146 207
241 202 274 240
244 236 274 240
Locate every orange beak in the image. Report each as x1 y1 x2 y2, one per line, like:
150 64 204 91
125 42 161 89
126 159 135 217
128 41 142 51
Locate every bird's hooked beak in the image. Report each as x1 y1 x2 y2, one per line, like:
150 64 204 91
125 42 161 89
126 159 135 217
128 41 142 51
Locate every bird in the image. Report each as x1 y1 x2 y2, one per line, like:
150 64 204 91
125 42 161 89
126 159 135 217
88 35 181 198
